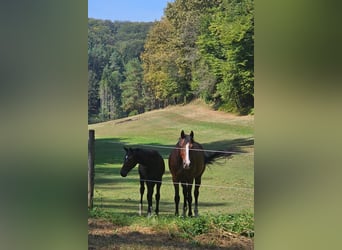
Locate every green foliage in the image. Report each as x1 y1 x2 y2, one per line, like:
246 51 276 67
211 212 254 234
197 0 254 114
88 0 254 122
177 216 210 238
88 70 100 119
98 64 124 120
88 19 153 121
88 206 109 220
141 18 181 107
89 207 135 226
141 0 254 114
121 58 145 115
177 213 254 238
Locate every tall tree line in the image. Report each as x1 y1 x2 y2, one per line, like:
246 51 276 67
88 0 254 123
88 19 154 123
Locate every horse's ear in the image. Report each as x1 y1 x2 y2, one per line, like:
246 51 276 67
181 130 185 138
190 130 194 139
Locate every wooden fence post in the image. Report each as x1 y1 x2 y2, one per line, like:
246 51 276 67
88 129 95 209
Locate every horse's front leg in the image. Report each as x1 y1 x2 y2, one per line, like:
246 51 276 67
182 183 188 217
173 182 180 216
139 180 145 216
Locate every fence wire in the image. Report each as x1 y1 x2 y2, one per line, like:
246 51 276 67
107 140 254 155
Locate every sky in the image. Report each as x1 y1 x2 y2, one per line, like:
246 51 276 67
88 0 173 22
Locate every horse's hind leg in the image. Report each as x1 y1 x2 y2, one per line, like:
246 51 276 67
155 182 161 215
187 183 193 217
174 183 180 216
194 177 201 217
146 182 154 217
139 180 145 216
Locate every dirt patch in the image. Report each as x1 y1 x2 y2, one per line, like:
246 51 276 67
168 101 253 122
115 118 139 124
88 218 253 250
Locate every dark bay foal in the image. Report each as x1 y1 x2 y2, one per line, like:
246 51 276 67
120 147 165 216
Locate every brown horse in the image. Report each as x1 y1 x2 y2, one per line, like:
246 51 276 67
169 130 232 217
120 147 165 216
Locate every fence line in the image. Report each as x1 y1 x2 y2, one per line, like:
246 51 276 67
107 141 254 155
99 140 254 204
138 178 254 191
99 181 254 202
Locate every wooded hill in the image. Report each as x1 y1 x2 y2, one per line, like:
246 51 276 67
88 0 254 123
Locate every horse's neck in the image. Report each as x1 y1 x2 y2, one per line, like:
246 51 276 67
192 142 203 150
134 149 147 165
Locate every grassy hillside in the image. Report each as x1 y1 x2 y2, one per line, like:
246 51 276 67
88 100 254 216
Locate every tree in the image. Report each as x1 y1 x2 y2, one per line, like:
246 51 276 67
141 18 181 107
197 0 254 114
88 70 100 122
99 64 123 120
121 59 145 115
88 18 153 121
163 0 223 102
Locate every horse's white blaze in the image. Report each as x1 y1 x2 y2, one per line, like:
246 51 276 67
185 143 191 167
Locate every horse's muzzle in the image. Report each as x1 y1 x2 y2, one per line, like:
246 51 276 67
183 161 191 169
120 170 127 177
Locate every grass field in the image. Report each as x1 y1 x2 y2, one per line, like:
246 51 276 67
89 100 254 216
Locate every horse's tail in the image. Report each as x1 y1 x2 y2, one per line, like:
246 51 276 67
204 151 233 165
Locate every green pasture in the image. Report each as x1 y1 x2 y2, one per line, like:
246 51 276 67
88 101 254 216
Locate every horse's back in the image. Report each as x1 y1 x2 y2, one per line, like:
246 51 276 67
141 149 165 167
138 149 165 180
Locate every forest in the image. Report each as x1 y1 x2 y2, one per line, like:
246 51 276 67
88 0 254 123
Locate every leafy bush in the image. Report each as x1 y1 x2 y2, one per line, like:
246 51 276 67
177 216 210 238
174 213 254 238
128 110 138 117
212 213 254 234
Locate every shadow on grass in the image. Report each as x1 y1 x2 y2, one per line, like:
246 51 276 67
88 231 243 250
94 137 254 166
